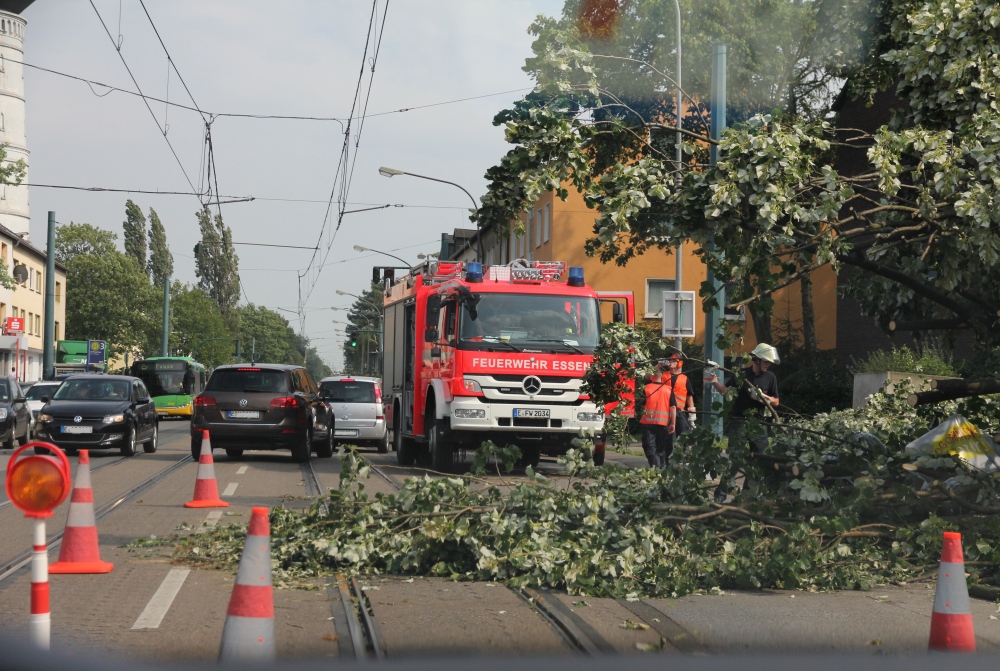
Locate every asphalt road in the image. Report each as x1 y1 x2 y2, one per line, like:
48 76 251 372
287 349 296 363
0 428 995 664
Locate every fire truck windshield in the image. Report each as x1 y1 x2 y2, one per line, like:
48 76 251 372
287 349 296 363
459 293 600 352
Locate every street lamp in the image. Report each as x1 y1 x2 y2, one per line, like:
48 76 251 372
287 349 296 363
417 252 439 260
378 165 481 260
353 244 411 268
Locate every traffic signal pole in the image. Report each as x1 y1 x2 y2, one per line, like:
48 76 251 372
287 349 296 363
702 44 727 435
43 211 56 380
160 275 170 357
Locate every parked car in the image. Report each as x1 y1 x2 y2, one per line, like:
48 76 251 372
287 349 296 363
191 364 335 462
24 380 61 429
318 375 388 453
0 377 32 449
34 375 158 457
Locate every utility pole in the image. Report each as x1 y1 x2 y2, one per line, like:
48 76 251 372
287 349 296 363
702 44 727 435
160 276 170 357
42 211 56 380
673 0 684 354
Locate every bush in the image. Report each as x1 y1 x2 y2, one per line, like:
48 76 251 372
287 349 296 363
851 345 956 377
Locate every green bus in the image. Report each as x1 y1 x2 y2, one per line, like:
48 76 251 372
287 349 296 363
130 357 208 418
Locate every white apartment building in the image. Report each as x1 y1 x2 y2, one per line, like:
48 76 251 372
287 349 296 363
0 10 28 236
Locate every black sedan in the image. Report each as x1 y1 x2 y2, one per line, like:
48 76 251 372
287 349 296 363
34 375 158 457
0 377 32 449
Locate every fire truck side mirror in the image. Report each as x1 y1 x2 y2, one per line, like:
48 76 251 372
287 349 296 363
425 294 442 327
613 303 625 323
424 327 439 343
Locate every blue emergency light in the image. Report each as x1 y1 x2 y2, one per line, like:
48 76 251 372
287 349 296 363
567 266 585 287
465 261 484 283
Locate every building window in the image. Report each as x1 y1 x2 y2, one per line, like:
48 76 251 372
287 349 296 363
54 321 60 342
524 210 532 258
27 312 32 334
28 268 34 291
645 278 677 318
535 208 542 248
10 305 15 323
55 282 61 302
35 270 41 292
0 303 5 319
544 203 551 242
35 314 40 335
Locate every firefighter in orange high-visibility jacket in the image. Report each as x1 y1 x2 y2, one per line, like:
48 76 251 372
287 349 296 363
639 362 676 468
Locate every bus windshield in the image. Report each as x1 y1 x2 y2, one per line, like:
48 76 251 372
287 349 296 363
131 360 195 397
459 293 600 352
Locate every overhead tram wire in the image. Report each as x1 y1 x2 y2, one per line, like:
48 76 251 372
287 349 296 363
18 59 527 124
87 0 200 195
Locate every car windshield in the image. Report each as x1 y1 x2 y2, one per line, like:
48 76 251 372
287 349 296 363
321 380 376 403
52 379 131 401
24 384 59 401
459 293 600 351
205 369 290 393
0 382 10 402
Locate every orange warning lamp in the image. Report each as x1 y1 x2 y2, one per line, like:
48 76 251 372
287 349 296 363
4 442 70 518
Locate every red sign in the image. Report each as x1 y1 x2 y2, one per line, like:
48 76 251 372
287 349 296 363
5 317 23 333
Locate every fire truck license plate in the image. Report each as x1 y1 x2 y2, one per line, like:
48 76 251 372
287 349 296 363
514 408 550 418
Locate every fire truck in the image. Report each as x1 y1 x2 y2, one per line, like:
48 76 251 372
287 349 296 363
381 259 634 471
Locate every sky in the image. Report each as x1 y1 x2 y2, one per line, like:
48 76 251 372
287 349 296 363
18 0 565 369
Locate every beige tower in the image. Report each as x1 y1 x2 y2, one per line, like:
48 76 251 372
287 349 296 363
0 11 28 237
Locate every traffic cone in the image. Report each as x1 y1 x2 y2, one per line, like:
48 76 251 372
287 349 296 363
185 430 229 509
49 450 114 574
929 531 976 652
219 507 275 661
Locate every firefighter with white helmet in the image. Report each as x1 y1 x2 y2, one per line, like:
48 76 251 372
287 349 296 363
703 342 781 502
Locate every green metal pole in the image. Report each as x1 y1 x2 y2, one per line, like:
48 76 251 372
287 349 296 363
160 276 170 357
703 43 727 435
43 212 56 380
235 338 242 364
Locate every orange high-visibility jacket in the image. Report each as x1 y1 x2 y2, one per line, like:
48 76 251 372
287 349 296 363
669 373 690 409
640 377 673 426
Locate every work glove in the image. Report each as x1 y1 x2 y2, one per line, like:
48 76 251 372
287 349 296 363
749 387 763 402
703 360 719 383
687 412 696 427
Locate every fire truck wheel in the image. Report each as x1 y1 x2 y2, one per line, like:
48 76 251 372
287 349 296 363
428 419 454 473
518 446 541 469
395 424 417 465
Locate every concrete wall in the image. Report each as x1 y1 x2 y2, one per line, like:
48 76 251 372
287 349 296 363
852 371 960 408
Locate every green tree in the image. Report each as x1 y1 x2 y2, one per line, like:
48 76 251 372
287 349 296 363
237 304 300 365
123 199 147 270
55 222 118 264
147 207 173 288
170 285 234 368
194 206 240 327
341 283 382 375
477 0 1000 348
64 251 157 359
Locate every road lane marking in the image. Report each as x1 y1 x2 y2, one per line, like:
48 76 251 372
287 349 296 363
236 465 248 475
204 510 223 528
131 568 190 629
222 482 238 496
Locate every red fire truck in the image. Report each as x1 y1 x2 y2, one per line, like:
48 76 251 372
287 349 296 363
381 259 634 471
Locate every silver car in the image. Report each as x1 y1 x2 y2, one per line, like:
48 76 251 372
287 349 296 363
319 376 388 453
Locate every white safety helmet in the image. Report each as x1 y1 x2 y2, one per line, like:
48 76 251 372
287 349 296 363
750 342 780 365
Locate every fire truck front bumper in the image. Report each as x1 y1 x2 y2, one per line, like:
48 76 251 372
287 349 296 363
448 398 605 434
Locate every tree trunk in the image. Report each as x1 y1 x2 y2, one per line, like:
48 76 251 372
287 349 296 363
801 272 816 353
748 304 772 344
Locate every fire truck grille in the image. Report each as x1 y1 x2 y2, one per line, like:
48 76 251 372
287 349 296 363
490 374 575 384
498 418 564 428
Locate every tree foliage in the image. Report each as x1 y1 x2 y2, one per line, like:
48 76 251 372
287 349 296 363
55 223 118 264
147 207 174 289
123 199 147 271
194 206 240 326
170 285 234 368
476 0 1000 346
341 282 383 375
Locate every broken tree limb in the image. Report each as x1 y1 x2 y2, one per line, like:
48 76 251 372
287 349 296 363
907 378 1000 406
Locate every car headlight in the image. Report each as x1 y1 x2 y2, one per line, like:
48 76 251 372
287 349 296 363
454 409 486 419
0 408 8 420
461 379 482 393
576 412 603 422
103 414 125 424
37 413 52 423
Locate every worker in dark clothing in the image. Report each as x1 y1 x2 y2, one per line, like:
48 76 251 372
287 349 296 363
704 343 781 502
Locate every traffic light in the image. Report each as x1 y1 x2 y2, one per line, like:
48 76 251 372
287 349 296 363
349 336 358 348
372 267 381 284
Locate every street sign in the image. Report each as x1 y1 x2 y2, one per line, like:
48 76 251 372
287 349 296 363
5 316 23 334
662 291 696 338
86 340 106 365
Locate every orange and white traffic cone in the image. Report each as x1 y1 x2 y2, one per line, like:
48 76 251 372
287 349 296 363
929 531 976 652
185 430 229 509
219 507 275 661
49 450 113 574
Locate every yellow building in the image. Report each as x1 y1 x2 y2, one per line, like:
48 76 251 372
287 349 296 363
469 186 837 354
0 224 68 381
